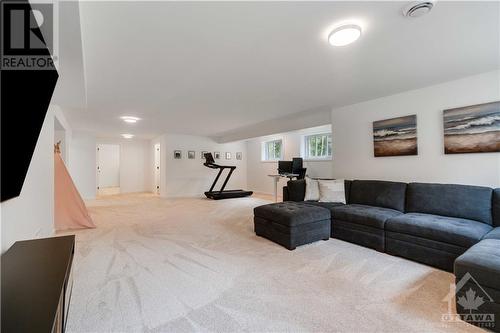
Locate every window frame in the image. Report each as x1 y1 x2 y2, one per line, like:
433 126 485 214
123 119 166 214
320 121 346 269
261 139 284 162
303 132 332 161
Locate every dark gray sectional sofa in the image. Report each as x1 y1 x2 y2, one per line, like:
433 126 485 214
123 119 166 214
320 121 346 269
283 179 499 272
279 179 500 331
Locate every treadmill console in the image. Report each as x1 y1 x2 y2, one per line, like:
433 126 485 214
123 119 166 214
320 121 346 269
204 152 216 165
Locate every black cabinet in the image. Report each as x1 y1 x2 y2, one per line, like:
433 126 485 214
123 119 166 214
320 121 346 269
1 235 75 333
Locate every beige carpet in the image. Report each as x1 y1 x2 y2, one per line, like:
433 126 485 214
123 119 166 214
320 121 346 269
60 193 481 333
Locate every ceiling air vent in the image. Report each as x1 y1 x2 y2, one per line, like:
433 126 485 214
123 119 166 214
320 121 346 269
403 1 435 18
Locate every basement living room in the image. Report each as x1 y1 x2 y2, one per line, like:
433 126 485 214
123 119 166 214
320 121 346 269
1 1 500 332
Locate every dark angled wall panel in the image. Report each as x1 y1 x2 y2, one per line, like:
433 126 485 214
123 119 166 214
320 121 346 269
1 0 59 202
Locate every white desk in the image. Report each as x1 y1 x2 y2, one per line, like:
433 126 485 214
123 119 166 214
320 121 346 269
268 173 300 202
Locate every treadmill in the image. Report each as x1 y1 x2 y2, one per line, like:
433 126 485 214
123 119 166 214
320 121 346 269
203 153 253 200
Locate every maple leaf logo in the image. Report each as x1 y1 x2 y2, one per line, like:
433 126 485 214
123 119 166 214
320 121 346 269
457 288 485 313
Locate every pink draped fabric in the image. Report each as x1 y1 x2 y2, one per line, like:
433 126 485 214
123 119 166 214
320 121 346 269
54 152 96 230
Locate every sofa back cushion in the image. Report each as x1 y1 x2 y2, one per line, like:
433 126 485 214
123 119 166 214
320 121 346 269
493 188 500 227
348 180 407 212
286 179 352 202
406 183 493 225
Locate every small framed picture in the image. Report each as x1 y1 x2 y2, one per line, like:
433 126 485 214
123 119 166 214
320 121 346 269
188 151 195 159
236 152 242 160
201 151 209 159
174 150 182 159
225 152 231 160
214 152 221 159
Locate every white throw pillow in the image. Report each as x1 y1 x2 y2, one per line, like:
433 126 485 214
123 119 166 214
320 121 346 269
318 179 346 203
304 177 320 201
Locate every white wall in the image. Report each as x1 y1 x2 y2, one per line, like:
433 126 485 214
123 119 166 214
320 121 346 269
97 144 120 188
118 140 151 193
1 108 55 253
156 134 247 197
246 125 333 195
69 135 152 197
331 70 500 188
69 132 97 199
70 137 152 196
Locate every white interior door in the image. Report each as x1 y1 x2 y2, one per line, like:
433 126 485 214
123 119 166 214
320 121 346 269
154 144 160 194
97 144 120 189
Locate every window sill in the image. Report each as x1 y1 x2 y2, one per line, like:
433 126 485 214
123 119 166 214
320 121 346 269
303 158 333 162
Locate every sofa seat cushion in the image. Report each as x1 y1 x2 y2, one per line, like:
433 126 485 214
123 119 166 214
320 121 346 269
484 227 500 240
386 213 492 248
331 204 402 229
455 239 500 291
254 202 330 227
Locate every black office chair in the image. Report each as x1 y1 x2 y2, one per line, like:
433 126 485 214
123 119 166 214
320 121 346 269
296 168 307 179
292 158 307 179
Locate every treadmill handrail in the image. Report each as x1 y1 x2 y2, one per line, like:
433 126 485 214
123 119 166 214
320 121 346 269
203 162 236 193
203 162 236 169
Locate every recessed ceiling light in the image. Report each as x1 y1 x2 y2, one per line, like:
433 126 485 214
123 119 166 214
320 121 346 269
121 134 134 139
403 1 434 18
120 116 141 123
328 24 362 46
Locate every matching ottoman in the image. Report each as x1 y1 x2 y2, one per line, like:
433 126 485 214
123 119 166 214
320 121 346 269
454 239 500 332
254 202 331 250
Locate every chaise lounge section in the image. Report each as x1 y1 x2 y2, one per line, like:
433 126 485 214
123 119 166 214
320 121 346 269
385 183 495 272
455 239 500 331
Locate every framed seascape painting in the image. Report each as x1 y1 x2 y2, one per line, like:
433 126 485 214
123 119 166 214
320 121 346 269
443 101 500 154
188 151 195 159
214 152 221 159
373 115 417 157
225 152 231 160
236 152 242 160
174 150 182 159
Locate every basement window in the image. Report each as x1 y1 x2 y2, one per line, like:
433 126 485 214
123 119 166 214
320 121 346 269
304 133 332 160
262 139 283 161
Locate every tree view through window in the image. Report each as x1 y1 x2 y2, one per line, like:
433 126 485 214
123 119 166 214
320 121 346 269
305 134 332 159
263 139 283 160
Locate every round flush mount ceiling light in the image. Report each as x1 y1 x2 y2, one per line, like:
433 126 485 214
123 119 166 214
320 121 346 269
121 134 134 139
120 116 141 123
328 24 362 46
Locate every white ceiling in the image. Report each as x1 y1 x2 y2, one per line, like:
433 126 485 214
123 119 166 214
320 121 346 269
57 1 500 140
